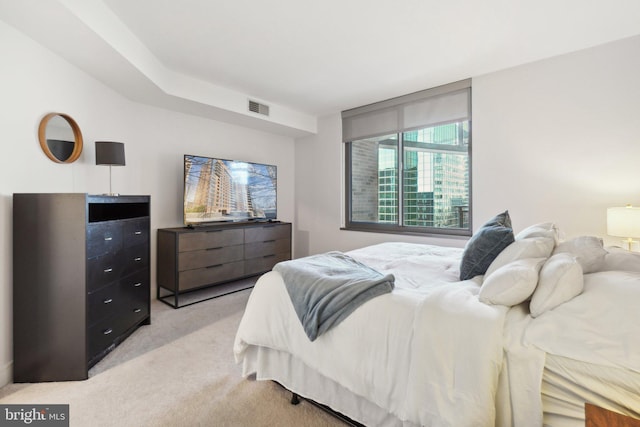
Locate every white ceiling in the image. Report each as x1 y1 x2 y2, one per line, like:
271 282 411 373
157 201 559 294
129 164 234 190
2 0 640 136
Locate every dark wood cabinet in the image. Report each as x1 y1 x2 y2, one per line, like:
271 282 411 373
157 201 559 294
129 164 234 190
13 193 151 382
157 222 291 308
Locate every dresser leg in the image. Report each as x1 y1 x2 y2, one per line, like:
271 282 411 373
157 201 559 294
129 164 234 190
290 393 300 405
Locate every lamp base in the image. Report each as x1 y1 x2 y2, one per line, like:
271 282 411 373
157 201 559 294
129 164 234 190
104 165 120 197
622 238 637 251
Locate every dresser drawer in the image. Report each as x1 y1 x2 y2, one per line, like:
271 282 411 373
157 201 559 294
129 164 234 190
178 260 245 291
122 242 150 277
178 228 244 252
244 224 290 243
87 221 123 258
178 244 244 271
87 251 123 292
245 238 291 259
245 252 291 276
123 217 149 248
120 296 149 326
88 282 120 326
88 314 128 361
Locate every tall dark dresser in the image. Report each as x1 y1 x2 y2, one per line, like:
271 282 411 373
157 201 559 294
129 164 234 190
13 193 151 382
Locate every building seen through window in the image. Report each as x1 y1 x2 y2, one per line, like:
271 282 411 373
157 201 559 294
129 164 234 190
348 122 469 234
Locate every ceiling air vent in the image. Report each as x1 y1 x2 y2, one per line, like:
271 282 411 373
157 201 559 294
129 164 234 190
248 100 270 116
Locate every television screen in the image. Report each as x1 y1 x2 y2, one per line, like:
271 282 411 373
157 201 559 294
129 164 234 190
184 155 277 225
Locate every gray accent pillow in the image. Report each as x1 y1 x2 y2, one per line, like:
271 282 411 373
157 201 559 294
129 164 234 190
460 210 515 280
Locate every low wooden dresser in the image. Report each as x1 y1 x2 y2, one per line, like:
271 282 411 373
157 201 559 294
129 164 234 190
157 221 291 307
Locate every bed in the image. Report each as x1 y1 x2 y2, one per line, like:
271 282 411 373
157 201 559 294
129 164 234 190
233 214 640 426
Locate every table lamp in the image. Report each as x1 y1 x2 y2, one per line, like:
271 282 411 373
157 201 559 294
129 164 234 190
95 141 126 196
607 204 640 251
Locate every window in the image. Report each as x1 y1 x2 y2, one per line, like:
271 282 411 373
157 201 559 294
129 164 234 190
343 80 471 236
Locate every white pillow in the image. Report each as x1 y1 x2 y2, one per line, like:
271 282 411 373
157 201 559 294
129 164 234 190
515 222 559 244
484 237 555 278
479 258 546 306
599 247 640 272
530 253 584 318
552 236 606 274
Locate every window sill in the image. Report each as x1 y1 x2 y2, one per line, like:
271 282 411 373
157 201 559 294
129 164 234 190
341 225 471 240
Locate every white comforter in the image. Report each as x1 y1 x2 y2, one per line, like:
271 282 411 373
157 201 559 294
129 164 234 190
524 270 640 373
234 242 509 426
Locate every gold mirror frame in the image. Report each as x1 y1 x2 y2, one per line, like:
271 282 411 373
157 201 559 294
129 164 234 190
38 112 83 163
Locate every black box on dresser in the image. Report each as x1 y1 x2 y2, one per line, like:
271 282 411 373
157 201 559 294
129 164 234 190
157 221 291 308
12 193 151 382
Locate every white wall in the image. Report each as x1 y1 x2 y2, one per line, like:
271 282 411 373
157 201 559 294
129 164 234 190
0 21 295 386
473 35 640 237
294 35 640 257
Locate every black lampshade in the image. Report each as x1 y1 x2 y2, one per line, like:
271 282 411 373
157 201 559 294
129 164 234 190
95 141 126 166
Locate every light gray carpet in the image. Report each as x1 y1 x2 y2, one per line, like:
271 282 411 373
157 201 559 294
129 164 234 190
0 280 346 426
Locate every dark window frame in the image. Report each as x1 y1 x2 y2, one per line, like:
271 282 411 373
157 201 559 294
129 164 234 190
342 81 472 238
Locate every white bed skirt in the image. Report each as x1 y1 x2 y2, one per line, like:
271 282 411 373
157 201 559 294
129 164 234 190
541 354 640 427
241 344 640 427
241 345 421 427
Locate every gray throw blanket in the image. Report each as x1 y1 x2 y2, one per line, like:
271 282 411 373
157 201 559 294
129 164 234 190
273 251 395 341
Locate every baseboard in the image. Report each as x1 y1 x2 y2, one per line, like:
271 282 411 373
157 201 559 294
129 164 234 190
0 360 12 387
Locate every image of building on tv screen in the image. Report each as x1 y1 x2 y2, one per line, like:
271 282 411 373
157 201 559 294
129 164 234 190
184 155 277 224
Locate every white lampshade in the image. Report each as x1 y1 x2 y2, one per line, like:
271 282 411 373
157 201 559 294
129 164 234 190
607 205 640 238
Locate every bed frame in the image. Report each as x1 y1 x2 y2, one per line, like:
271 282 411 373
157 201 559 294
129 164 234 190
281 384 364 427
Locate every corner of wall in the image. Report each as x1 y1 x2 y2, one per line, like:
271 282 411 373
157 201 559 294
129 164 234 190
0 360 12 388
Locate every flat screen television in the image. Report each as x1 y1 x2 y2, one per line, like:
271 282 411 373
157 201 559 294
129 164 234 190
183 154 277 225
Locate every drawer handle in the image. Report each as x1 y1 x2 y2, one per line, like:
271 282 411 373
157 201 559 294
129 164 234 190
206 229 222 233
263 239 276 243
134 257 142 262
104 237 113 241
263 254 276 258
133 282 142 287
134 231 142 235
133 308 142 313
103 328 113 335
103 298 113 304
207 264 223 269
104 268 113 273
206 246 223 251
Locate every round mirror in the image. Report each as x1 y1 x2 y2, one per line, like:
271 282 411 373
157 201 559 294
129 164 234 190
38 113 83 163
